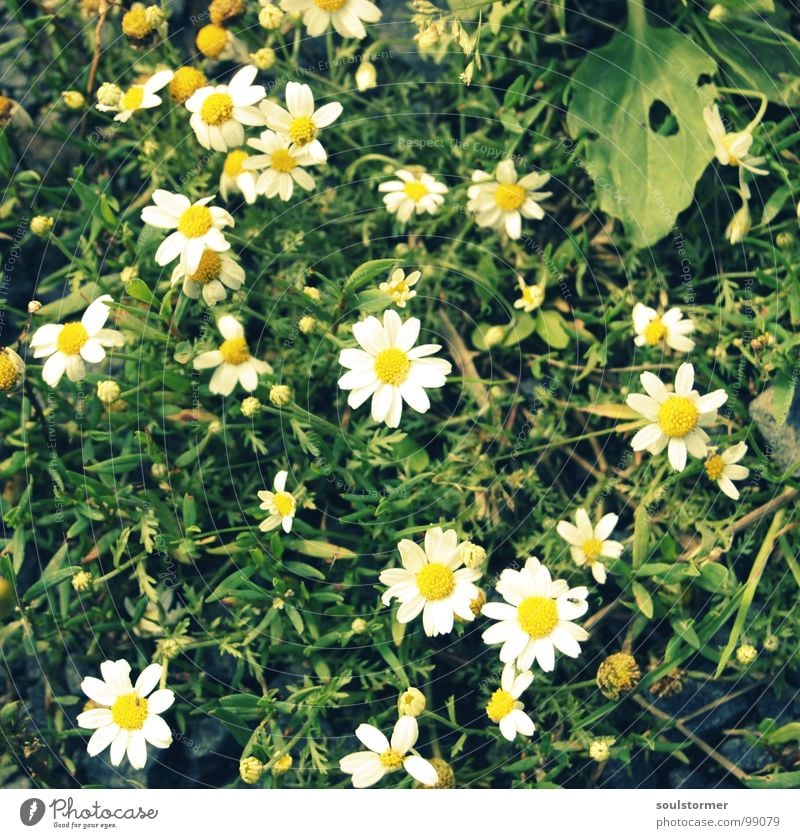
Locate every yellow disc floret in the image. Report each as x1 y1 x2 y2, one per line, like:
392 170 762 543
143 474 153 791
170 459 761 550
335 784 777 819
200 92 234 126
219 337 250 365
374 348 411 385
494 182 526 212
596 652 641 700
169 66 207 103
403 181 429 202
188 249 222 284
0 351 21 390
122 8 153 41
379 749 404 769
486 689 515 723
582 537 603 561
288 116 317 146
273 491 295 518
643 317 667 345
178 205 213 238
658 395 698 438
416 563 455 601
517 595 558 639
196 24 229 58
209 0 245 25
224 149 248 177
315 0 347 10
705 454 725 480
270 149 296 173
111 693 149 730
57 323 89 356
120 86 145 112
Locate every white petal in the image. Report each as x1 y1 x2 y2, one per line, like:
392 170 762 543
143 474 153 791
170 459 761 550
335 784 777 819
355 724 389 754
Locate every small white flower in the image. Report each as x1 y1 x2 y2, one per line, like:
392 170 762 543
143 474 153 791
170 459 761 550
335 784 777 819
355 58 377 91
76 660 174 770
481 556 589 673
467 159 551 239
337 309 452 428
513 276 544 313
379 267 420 308
633 302 695 352
485 663 536 742
281 0 382 40
193 315 272 395
705 441 749 500
259 82 342 164
185 65 266 152
556 509 623 585
257 469 297 533
626 362 728 472
141 190 234 275
704 103 767 199
245 130 317 200
96 69 173 122
339 715 438 789
170 248 244 306
377 169 448 222
29 295 125 387
219 150 259 204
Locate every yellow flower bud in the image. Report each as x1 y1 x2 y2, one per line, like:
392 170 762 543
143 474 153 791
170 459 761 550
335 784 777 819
239 756 264 784
241 396 262 417
250 47 277 71
269 385 291 407
397 687 426 718
259 4 284 29
31 216 54 236
596 652 640 700
355 59 377 92
736 644 758 665
62 90 86 109
71 570 93 592
97 380 121 404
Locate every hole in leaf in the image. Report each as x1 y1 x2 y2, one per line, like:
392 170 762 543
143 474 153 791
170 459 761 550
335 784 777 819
697 73 713 87
648 99 679 136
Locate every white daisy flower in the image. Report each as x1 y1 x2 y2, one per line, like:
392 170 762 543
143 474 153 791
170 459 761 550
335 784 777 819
76 660 174 770
185 65 266 153
193 315 272 396
379 267 420 308
257 469 297 533
633 303 695 352
626 362 728 472
258 82 342 164
96 69 173 122
29 295 125 387
281 0 382 40
219 150 259 204
245 130 317 200
513 276 544 313
467 158 551 239
485 663 536 742
170 248 244 306
377 169 448 222
141 190 234 275
556 509 623 585
339 715 438 789
481 556 589 673
337 309 452 429
704 103 767 198
379 526 481 637
705 441 749 500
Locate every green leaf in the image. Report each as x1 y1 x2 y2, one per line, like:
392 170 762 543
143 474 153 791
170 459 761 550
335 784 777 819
288 540 357 561
745 770 800 789
567 16 716 247
632 581 653 619
125 279 157 307
632 504 650 569
535 310 570 349
344 259 396 294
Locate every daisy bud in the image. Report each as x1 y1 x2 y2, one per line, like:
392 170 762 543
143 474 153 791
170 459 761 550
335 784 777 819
0 348 24 391
145 5 165 27
458 540 487 570
355 59 377 92
419 757 455 788
96 380 121 404
303 286 322 301
156 637 183 660
210 0 245 25
151 463 168 478
269 385 291 407
776 231 794 249
96 82 122 107
208 420 223 435
120 265 139 285
239 756 265 784
350 617 368 634
708 4 728 21
27 300 42 314
596 652 641 700
272 752 292 775
736 644 758 665
0 576 15 618
62 90 85 109
299 315 316 334
250 47 276 70
726 202 751 244
258 4 284 29
31 215 53 236
241 396 262 417
589 739 611 763
397 687 426 718
121 7 157 47
71 570 93 592
483 325 506 348
763 634 779 653
168 66 207 104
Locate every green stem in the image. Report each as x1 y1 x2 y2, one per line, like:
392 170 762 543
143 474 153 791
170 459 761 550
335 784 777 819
627 0 647 38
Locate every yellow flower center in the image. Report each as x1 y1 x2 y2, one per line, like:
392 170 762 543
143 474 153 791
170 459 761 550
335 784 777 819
403 181 429 202
486 689 515 723
379 749 404 769
196 23 229 58
0 352 20 390
169 66 207 103
270 148 297 173
517 595 559 639
374 348 411 386
187 249 222 285
494 182 526 212
201 92 234 126
111 693 149 731
121 8 153 40
705 454 725 480
288 116 317 146
120 86 145 112
223 149 248 177
658 395 698 438
57 322 89 356
273 491 295 518
643 317 667 346
219 336 250 365
416 563 455 601
178 205 214 238
582 537 603 561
